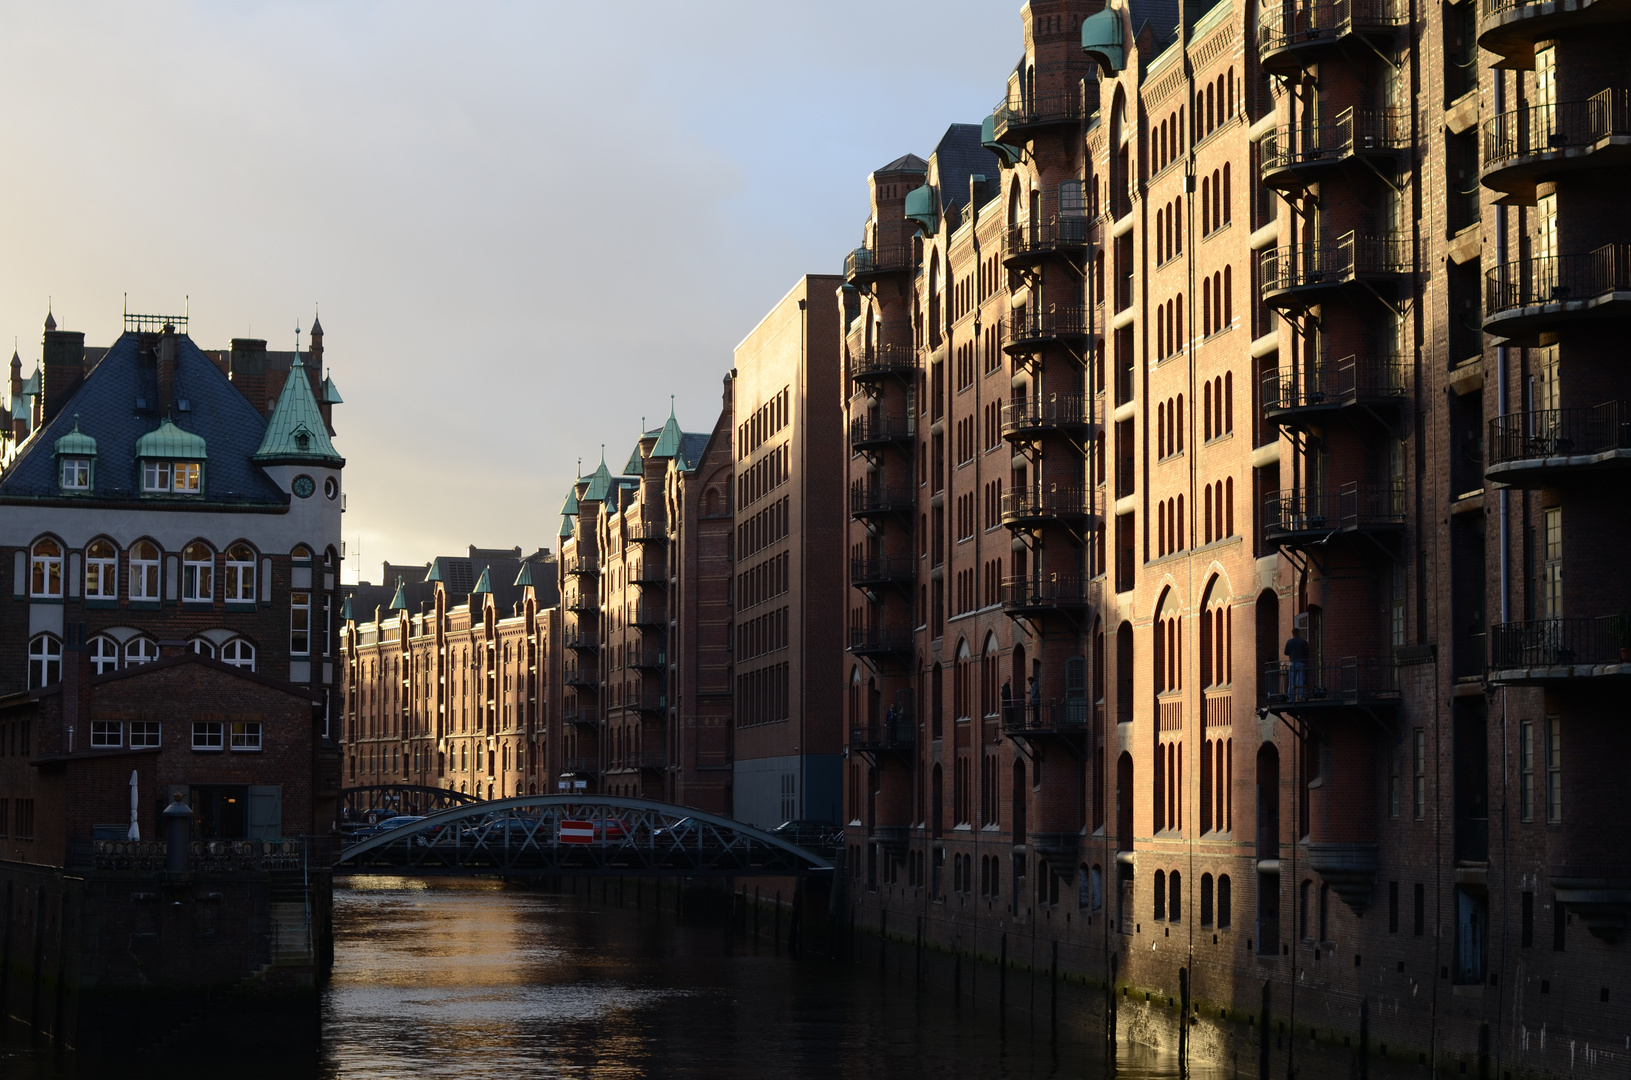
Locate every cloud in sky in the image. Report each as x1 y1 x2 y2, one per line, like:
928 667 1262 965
0 1 1025 581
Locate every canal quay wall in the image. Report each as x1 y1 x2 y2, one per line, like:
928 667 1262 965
0 858 331 1054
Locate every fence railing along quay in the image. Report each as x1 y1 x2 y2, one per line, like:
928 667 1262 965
89 837 309 873
1490 616 1631 671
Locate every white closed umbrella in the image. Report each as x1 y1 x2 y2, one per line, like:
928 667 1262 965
127 769 140 841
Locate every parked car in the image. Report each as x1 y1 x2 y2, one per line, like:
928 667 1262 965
652 816 702 845
590 817 629 843
352 815 426 841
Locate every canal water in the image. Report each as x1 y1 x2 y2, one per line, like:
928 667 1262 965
4 877 1201 1078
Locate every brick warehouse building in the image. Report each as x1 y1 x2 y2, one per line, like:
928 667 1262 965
340 547 558 803
838 0 1631 1075
0 308 345 1040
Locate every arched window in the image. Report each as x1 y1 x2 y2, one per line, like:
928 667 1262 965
1170 869 1182 922
1203 281 1212 336
1212 170 1222 230
1222 163 1232 224
1224 371 1234 432
1200 176 1210 233
292 544 313 562
225 544 256 603
89 635 119 675
1218 874 1232 927
1223 266 1233 325
130 541 160 600
1154 868 1167 919
85 539 117 599
28 634 62 688
222 639 255 670
1226 476 1236 537
182 542 213 601
1202 873 1215 925
30 538 62 598
126 638 158 666
191 638 215 658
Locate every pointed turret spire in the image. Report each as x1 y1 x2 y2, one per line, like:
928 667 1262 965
472 566 492 595
254 353 344 466
652 399 685 459
44 307 56 332
388 575 408 611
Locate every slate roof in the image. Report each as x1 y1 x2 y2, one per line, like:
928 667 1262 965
675 432 711 472
346 549 560 625
0 331 287 506
931 124 1001 215
876 153 929 174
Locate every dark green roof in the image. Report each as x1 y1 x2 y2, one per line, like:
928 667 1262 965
472 566 492 594
254 360 343 465
135 419 207 459
652 407 685 459
561 487 579 515
54 419 96 457
322 376 343 404
388 576 408 611
559 515 574 539
513 562 539 588
582 455 613 502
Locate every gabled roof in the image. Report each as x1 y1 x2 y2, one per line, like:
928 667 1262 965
135 419 207 459
0 332 287 506
582 455 613 502
676 431 712 472
254 359 343 466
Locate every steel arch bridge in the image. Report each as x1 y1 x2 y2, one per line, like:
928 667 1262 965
340 784 483 820
333 795 835 877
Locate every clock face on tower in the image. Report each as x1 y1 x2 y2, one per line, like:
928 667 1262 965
292 474 316 499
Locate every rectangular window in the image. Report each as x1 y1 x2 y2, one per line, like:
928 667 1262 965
1545 715 1562 823
173 462 201 492
1553 897 1567 951
90 720 122 748
142 460 172 492
291 591 311 655
14 798 33 840
1412 728 1426 819
192 721 225 751
0 798 7 838
1519 718 1534 822
230 721 263 751
129 721 162 748
1541 507 1562 619
60 458 90 490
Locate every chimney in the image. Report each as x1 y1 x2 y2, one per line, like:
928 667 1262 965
309 312 335 433
229 338 268 417
155 324 178 418
40 313 86 426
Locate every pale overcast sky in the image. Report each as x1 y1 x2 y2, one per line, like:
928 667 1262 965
0 2 1023 581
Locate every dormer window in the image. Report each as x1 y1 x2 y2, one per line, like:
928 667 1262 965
143 460 202 494
60 458 90 490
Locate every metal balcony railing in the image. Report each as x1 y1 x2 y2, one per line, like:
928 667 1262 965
850 484 915 517
630 650 668 670
1259 657 1400 705
991 89 1084 138
1001 484 1093 525
563 707 599 727
628 693 668 714
1489 403 1631 467
1258 0 1403 56
563 666 596 687
1485 244 1631 317
1006 307 1090 348
565 593 599 614
1000 393 1093 438
1260 233 1410 297
850 555 915 588
844 245 914 282
851 343 917 381
1260 108 1407 178
1490 616 1630 669
563 630 598 651
626 520 667 543
562 756 597 774
1484 90 1631 166
1261 354 1406 415
1000 573 1093 612
1263 482 1406 537
848 627 913 656
849 413 916 449
1003 218 1094 263
630 606 666 628
632 562 666 585
1000 698 1090 735
850 714 917 749
564 558 599 576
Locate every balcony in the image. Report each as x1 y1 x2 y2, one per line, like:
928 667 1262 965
1261 354 1407 427
563 630 599 652
1488 403 1631 486
850 554 915 592
630 649 667 671
563 665 596 687
1482 91 1631 204
1484 244 1631 343
988 89 1084 147
850 483 914 522
1479 0 1631 72
848 627 914 661
563 707 599 728
565 592 599 614
1262 483 1405 550
849 413 916 452
844 244 914 288
1260 233 1410 308
849 714 917 752
1000 393 1095 444
631 606 667 629
564 557 599 577
1000 698 1090 745
1259 657 1400 711
1000 484 1095 530
1003 307 1091 354
626 520 667 544
851 343 917 386
1258 0 1404 75
1001 573 1094 617
562 755 597 774
632 562 667 586
1489 617 1631 683
1259 109 1407 190
629 693 668 715
1002 217 1095 269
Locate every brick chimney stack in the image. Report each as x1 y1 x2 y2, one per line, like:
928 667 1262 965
40 310 86 426
310 311 333 433
229 338 269 417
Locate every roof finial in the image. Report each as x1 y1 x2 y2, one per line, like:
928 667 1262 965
670 394 676 417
